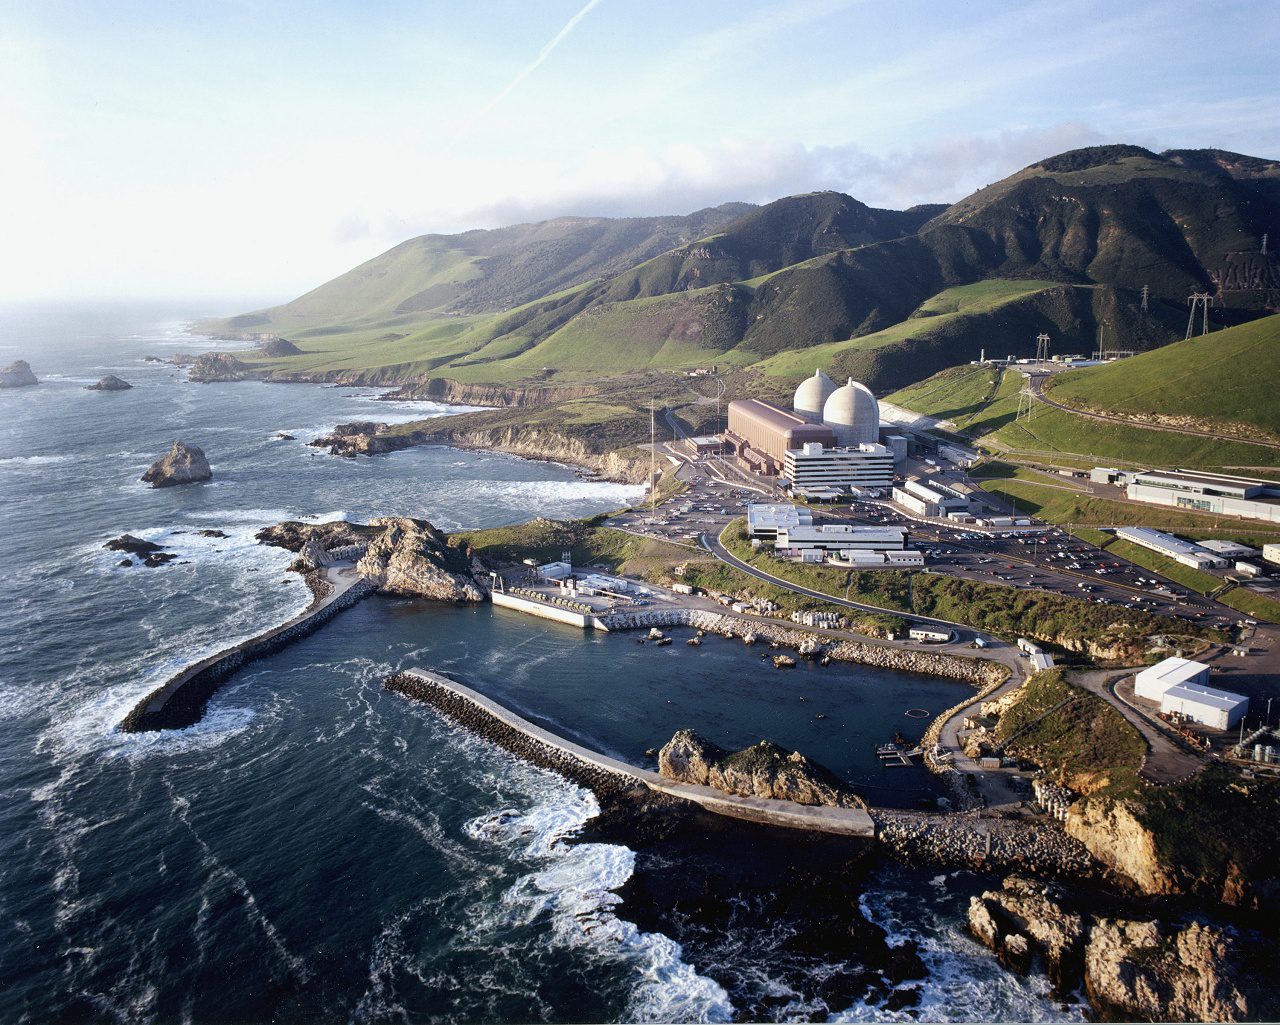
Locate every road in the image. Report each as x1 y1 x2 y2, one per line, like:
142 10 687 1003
1070 669 1208 785
1027 373 1280 451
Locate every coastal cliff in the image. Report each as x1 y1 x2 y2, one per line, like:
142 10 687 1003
968 875 1277 1022
310 420 650 484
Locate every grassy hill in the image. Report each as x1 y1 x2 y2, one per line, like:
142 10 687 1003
203 143 1280 397
1045 314 1280 443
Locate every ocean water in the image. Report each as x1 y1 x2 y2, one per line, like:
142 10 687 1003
0 302 1084 1023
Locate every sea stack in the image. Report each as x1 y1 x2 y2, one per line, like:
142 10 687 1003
0 360 38 387
141 441 213 488
88 374 133 391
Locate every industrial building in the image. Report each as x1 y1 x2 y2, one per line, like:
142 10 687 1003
1116 469 1280 524
726 400 835 473
724 370 902 491
783 442 894 494
746 503 813 540
1112 526 1228 570
681 435 724 458
837 549 924 567
1265 543 1280 566
1134 657 1247 730
892 479 972 518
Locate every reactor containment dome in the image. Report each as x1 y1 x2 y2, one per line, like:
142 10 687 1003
823 378 880 446
792 369 838 422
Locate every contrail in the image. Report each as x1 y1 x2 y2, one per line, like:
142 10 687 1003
477 0 604 117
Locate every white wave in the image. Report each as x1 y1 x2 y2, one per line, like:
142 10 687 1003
465 784 733 1024
0 453 74 466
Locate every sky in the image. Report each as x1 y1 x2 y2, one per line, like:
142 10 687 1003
2 0 1277 303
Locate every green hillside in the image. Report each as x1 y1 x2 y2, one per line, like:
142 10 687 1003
1046 314 1280 442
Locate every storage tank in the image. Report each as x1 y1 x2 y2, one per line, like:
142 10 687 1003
822 377 880 446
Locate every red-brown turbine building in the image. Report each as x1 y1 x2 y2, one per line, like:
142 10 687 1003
725 399 836 473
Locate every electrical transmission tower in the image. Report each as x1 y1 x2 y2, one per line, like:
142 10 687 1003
1035 332 1051 366
1140 284 1149 313
1185 293 1213 339
1263 233 1269 256
1016 374 1036 422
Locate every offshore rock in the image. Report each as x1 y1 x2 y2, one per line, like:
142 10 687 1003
658 729 866 809
0 360 38 387
141 441 212 487
356 517 487 602
967 876 1086 991
104 533 178 567
88 374 132 391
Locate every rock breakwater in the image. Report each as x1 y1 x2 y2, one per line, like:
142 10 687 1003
121 569 376 732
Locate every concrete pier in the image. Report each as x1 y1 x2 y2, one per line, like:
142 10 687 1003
386 667 877 838
120 563 375 733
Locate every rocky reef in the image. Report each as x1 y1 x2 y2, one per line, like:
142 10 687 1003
258 516 489 602
141 441 212 487
104 534 178 567
0 360 38 387
88 374 132 391
657 728 867 809
968 875 1277 1022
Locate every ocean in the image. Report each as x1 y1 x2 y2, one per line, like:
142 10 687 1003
0 301 1085 1023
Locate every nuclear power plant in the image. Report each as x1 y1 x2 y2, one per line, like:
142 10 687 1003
725 370 906 498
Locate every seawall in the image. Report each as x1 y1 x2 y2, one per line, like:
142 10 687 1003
120 565 376 733
385 668 878 837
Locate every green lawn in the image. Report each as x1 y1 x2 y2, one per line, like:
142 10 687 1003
1103 538 1226 595
1216 588 1280 624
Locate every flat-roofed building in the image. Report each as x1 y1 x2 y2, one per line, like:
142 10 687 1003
892 478 971 518
682 435 724 458
1113 526 1227 570
1198 539 1256 558
1134 657 1210 702
1161 681 1248 730
775 523 908 557
839 549 924 567
782 442 894 494
1125 469 1280 524
746 503 812 540
1264 543 1280 566
726 399 835 473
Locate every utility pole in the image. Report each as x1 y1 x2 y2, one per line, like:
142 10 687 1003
649 398 657 523
1186 293 1213 339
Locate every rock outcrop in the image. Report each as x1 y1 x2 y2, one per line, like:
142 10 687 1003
658 729 866 809
309 422 433 457
104 534 178 567
258 517 488 603
0 360 38 387
88 374 132 391
968 875 1276 1022
141 441 213 487
257 336 302 357
1066 797 1175 897
357 517 487 601
189 352 254 382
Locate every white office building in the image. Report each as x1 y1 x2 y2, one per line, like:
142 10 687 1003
1198 539 1256 559
782 442 894 494
1125 469 1280 524
775 524 908 557
892 479 971 518
1264 543 1280 566
838 549 925 567
746 503 813 540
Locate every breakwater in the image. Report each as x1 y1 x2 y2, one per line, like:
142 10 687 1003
385 668 878 837
120 566 376 733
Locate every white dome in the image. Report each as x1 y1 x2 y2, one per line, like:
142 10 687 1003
792 369 837 421
822 378 879 446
